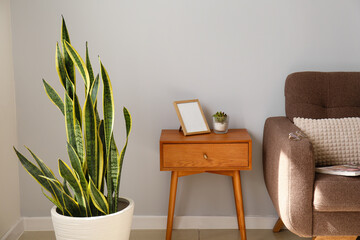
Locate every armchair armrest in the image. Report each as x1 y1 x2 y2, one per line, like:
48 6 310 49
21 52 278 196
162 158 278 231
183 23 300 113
263 117 315 237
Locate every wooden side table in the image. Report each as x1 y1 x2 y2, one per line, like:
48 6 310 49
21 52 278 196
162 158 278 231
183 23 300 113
160 129 252 240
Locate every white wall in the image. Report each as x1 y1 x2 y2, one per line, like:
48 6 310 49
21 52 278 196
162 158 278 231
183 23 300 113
0 0 21 237
10 0 360 219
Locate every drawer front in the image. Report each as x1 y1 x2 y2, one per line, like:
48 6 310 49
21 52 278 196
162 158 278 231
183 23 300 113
162 143 249 168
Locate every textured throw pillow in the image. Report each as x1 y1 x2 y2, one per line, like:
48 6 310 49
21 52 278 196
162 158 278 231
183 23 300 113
293 117 360 167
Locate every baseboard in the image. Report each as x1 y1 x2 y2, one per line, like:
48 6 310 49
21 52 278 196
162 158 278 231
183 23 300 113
1 219 24 240
18 215 278 231
23 217 54 231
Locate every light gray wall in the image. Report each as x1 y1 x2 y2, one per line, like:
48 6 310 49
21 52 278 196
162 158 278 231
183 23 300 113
0 0 21 236
11 0 360 218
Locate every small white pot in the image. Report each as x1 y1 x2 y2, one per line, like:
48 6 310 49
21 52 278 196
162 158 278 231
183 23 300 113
51 197 134 240
213 116 229 134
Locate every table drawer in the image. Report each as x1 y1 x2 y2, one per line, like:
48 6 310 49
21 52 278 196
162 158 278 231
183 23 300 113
162 143 249 168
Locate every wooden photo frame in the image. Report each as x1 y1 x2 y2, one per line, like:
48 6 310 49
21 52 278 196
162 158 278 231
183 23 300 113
173 99 210 136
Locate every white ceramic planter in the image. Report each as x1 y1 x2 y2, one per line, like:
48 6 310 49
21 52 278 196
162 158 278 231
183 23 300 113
51 198 134 240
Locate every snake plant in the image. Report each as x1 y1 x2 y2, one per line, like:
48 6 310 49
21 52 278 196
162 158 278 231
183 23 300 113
13 17 132 217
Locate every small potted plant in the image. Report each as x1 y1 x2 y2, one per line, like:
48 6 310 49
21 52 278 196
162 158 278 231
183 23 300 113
14 17 134 240
212 111 229 134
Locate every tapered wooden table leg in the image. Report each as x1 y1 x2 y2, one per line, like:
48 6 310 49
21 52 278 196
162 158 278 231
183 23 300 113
232 171 247 240
166 171 178 240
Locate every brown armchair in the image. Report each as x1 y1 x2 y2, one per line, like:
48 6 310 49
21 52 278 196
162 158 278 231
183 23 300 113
263 72 360 240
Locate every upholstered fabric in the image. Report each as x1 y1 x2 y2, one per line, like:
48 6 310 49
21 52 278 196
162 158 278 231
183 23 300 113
285 72 360 120
313 173 360 212
263 117 314 237
293 117 360 166
313 211 360 236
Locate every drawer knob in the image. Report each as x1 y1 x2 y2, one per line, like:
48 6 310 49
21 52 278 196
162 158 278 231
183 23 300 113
203 153 208 160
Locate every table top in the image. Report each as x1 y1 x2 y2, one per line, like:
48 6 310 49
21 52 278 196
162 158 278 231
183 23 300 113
160 129 252 144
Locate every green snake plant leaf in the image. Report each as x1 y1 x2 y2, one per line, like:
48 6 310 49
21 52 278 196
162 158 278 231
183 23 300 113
62 195 79 217
61 16 75 85
98 120 106 191
63 179 71 196
66 143 92 216
118 108 132 182
109 134 119 198
59 159 87 216
55 42 68 90
48 182 66 216
66 142 87 194
74 119 85 166
39 176 67 215
123 107 132 136
90 74 100 107
74 94 82 128
72 82 83 160
74 119 84 165
13 147 53 194
100 60 114 151
97 138 104 191
26 147 57 180
42 188 63 213
65 76 75 100
114 107 132 211
64 41 90 93
89 178 109 215
97 122 104 190
86 42 94 87
64 92 77 152
18 148 67 216
83 94 98 187
95 104 101 132
100 60 115 209
58 159 87 217
42 79 64 115
45 176 80 217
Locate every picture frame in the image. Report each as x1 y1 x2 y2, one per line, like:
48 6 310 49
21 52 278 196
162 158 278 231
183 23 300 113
173 99 210 136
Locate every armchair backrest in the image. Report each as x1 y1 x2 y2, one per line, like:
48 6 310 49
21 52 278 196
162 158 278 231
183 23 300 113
285 72 360 120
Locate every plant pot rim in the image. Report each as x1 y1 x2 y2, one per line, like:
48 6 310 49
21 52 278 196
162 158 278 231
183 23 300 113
51 197 134 221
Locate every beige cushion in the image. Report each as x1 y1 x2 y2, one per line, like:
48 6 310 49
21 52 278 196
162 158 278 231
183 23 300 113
293 117 360 166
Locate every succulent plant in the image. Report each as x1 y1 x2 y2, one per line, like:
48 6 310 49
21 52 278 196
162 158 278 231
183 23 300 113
213 111 228 123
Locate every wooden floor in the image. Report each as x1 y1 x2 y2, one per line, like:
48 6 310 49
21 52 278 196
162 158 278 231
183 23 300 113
19 229 311 240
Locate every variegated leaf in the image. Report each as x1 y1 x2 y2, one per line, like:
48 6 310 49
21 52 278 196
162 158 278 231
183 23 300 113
64 92 77 151
55 42 67 88
42 188 63 213
90 74 100 107
89 178 109 215
58 160 87 217
61 16 75 85
26 147 57 180
14 148 53 193
64 41 90 93
86 42 94 86
43 79 64 115
66 142 87 194
74 95 82 128
98 120 106 191
83 94 97 186
114 107 132 211
74 119 84 166
100 60 114 151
